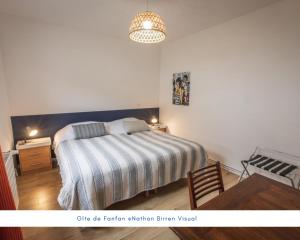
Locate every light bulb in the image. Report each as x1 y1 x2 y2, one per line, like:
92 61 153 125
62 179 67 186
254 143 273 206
151 117 158 124
142 20 153 30
29 129 38 137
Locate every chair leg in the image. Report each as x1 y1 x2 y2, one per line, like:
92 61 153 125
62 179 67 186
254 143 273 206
239 170 245 182
239 161 250 182
289 178 295 189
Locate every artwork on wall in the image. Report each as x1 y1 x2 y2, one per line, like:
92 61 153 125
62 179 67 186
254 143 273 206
172 72 190 105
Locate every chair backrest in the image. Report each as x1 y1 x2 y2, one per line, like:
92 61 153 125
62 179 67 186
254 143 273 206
187 161 224 209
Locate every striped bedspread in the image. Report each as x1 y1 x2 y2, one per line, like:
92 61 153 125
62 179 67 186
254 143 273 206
55 131 206 210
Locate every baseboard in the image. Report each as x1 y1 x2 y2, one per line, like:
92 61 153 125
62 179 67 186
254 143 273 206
222 163 242 176
208 158 242 176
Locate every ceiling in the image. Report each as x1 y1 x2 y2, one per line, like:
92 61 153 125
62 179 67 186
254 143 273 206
0 0 280 41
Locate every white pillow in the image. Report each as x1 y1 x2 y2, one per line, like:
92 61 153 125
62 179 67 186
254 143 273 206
53 121 99 148
54 118 140 147
106 117 139 135
123 120 150 134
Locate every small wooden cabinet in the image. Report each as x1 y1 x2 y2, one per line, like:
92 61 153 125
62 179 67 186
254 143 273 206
17 138 52 175
149 124 167 133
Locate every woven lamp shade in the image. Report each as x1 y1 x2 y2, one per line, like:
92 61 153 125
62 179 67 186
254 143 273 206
129 11 166 43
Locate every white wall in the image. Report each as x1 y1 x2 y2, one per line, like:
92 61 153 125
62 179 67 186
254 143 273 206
0 14 160 116
0 49 12 151
1 0 299 170
159 0 300 171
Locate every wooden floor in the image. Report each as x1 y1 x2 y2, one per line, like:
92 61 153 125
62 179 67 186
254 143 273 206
17 166 239 240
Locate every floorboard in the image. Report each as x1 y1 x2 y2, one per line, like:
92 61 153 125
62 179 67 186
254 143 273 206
17 166 239 240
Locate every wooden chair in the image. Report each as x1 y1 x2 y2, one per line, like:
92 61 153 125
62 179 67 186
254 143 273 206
187 161 224 209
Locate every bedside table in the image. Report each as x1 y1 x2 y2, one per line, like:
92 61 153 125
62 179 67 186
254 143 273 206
16 137 52 175
149 124 167 133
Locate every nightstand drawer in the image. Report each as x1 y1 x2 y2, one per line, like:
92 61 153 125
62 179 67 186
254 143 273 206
19 146 49 159
19 146 51 174
21 157 50 172
149 124 167 133
158 127 167 132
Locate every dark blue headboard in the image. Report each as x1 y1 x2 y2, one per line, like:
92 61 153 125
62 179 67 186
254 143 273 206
11 107 159 144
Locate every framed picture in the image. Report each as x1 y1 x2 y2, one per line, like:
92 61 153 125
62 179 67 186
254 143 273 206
172 72 190 106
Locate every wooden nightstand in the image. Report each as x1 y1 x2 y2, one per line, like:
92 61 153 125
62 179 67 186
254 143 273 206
149 124 167 133
16 137 52 175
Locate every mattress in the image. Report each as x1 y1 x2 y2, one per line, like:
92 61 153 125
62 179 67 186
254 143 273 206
55 131 207 210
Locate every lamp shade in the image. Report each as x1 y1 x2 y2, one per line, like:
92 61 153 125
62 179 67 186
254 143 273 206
129 11 166 43
151 117 158 124
26 127 38 138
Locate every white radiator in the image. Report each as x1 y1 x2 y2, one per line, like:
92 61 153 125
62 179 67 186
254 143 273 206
3 151 19 208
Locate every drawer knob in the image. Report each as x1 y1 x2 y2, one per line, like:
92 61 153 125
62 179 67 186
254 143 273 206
30 162 42 166
28 153 41 158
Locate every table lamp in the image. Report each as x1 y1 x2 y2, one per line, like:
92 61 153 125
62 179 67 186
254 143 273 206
151 117 158 126
25 127 38 143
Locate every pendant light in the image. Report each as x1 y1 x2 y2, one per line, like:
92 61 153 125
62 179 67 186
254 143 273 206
129 0 166 44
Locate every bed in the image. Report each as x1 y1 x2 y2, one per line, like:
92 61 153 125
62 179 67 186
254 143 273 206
54 120 207 210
